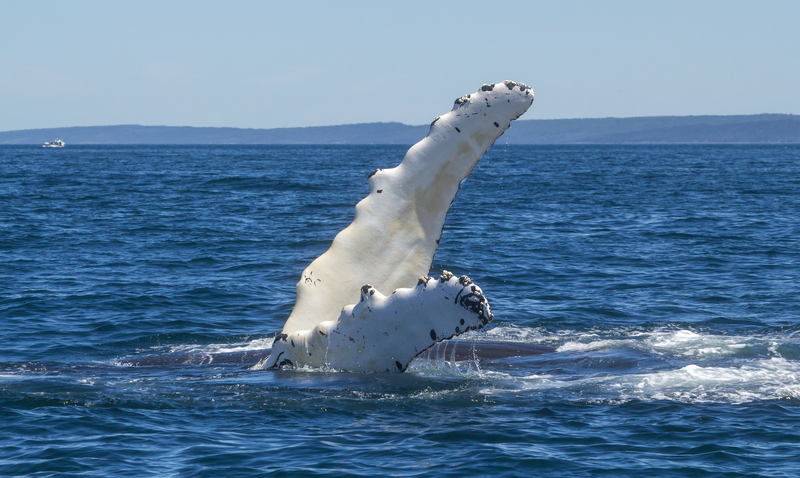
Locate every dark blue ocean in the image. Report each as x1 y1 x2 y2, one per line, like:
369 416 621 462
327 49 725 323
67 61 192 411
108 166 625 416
2 144 799 477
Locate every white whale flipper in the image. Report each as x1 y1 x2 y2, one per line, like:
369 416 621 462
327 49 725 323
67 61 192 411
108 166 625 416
259 272 492 372
283 81 533 335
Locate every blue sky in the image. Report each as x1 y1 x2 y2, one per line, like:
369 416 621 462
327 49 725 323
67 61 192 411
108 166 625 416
2 0 798 131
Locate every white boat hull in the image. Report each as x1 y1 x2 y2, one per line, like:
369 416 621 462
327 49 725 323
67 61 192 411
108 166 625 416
43 137 65 147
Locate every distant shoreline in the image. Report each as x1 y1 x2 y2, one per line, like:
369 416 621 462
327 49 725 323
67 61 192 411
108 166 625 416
2 114 799 145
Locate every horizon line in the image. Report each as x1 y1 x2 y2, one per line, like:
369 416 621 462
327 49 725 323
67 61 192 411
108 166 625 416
3 113 798 134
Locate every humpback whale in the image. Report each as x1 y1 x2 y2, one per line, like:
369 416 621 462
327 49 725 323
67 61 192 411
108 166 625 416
258 81 534 372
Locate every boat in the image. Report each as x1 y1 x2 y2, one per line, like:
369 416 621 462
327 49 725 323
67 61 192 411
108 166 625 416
43 137 65 148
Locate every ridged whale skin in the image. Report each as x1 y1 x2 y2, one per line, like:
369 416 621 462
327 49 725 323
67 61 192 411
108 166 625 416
260 81 533 372
264 272 492 372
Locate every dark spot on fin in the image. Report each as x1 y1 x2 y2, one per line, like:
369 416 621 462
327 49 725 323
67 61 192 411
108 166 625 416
430 329 436 340
396 361 403 371
455 127 461 133
368 169 379 179
377 189 383 193
494 122 500 128
318 330 327 336
278 358 293 367
270 351 284 368
275 333 288 342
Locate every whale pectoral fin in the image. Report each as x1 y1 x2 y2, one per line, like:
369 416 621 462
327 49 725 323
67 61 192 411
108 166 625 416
281 82 532 336
268 81 532 373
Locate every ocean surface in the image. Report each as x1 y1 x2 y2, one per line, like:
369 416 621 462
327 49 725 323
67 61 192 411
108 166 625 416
1 144 799 477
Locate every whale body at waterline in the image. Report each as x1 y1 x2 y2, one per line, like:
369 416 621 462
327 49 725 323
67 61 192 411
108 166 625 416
117 341 554 367
257 81 533 372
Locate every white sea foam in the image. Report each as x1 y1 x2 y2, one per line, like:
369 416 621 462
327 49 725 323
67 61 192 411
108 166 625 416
556 339 630 353
166 337 274 355
479 325 552 343
464 357 800 404
611 358 800 403
554 329 754 357
407 355 485 378
478 325 787 360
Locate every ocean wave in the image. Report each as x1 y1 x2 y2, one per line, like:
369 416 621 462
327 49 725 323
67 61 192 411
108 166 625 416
475 325 796 361
456 356 800 404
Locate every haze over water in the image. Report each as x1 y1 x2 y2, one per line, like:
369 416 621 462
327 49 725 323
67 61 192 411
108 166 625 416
2 144 799 476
